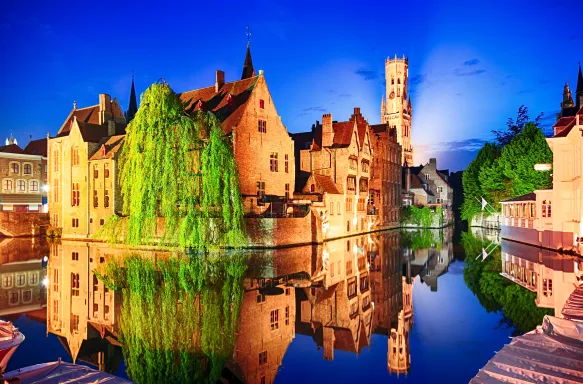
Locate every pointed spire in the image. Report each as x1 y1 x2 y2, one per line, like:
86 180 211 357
241 26 255 80
576 61 583 100
126 71 138 123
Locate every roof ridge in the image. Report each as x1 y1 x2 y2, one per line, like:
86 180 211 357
181 76 259 94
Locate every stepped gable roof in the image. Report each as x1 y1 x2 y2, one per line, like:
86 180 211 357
23 138 47 156
90 135 125 160
179 76 259 135
313 174 342 194
500 192 536 203
0 144 25 154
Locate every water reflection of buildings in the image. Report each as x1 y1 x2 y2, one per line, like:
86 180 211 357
46 242 125 374
408 227 455 292
0 238 48 319
500 240 582 316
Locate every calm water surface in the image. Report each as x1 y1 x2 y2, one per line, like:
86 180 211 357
2 226 573 383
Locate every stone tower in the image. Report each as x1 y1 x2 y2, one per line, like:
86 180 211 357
381 55 413 166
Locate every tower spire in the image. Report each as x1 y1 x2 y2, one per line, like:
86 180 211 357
576 61 583 109
126 71 138 123
241 26 255 79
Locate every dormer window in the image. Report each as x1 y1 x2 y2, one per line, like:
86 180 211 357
101 145 106 157
196 100 204 110
227 94 234 108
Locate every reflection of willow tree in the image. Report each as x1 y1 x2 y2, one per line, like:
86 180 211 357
461 232 552 333
401 229 442 250
96 252 247 383
97 81 245 248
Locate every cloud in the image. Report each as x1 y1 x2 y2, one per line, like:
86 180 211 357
516 89 535 94
454 69 486 77
463 59 480 66
416 138 490 171
301 106 326 112
409 74 426 85
355 68 378 81
455 93 463 96
339 93 352 98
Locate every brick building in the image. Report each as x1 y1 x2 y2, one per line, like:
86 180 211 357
292 108 377 239
48 94 127 238
0 135 48 212
179 43 295 215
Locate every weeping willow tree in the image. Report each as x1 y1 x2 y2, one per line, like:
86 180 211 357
100 80 245 248
96 252 247 383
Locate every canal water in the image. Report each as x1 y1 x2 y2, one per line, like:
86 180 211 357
2 227 578 383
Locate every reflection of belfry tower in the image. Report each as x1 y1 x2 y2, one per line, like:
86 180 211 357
381 55 413 166
388 310 411 376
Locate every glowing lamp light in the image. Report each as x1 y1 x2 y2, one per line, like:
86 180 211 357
534 164 552 171
42 277 49 287
352 216 358 225
353 244 358 254
43 256 48 263
42 184 50 192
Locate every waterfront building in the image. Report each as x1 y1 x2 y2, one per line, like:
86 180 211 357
179 43 295 216
381 55 413 166
0 135 48 212
501 64 583 252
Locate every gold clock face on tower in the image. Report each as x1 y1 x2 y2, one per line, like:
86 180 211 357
389 92 395 99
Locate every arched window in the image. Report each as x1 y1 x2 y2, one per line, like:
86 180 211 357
3 179 13 192
23 163 32 175
391 78 394 85
29 180 39 192
397 78 401 85
93 164 99 179
16 180 26 192
10 162 20 174
542 200 552 218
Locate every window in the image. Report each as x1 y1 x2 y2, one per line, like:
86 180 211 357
71 146 79 166
14 273 25 287
258 119 267 133
346 260 353 276
349 158 357 170
357 197 365 211
3 179 12 192
337 202 340 215
364 141 370 155
438 186 443 193
285 288 290 296
72 218 79 228
53 148 60 171
71 273 80 296
542 200 552 218
53 179 59 202
93 164 99 178
269 152 278 172
261 377 266 384
104 190 110 208
100 219 105 225
425 174 429 180
28 272 38 285
285 184 290 199
285 306 290 325
93 190 98 208
270 309 279 330
23 163 32 175
347 176 356 192
397 88 400 97
360 274 369 292
72 252 79 261
391 78 394 85
361 160 369 173
17 180 26 192
437 198 441 204
10 162 20 174
285 154 289 173
359 178 368 193
347 278 357 298
310 184 315 193
71 183 80 206
71 314 79 332
53 214 59 227
350 301 358 317
331 262 334 277
345 197 352 212
2 274 13 288
30 180 39 192
543 278 553 297
259 351 267 365
256 292 266 303
22 290 32 304
9 292 19 305
104 164 110 178
259 99 265 109
256 181 265 198
362 295 371 310
330 202 334 215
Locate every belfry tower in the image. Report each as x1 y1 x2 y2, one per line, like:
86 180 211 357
381 55 413 166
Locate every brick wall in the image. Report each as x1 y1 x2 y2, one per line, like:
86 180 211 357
0 211 49 237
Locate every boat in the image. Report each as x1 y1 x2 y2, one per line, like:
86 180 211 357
0 320 25 373
2 359 134 383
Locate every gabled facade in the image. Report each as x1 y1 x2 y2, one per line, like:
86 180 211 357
292 108 374 239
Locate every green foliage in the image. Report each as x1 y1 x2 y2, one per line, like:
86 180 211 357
461 143 501 221
95 251 247 384
106 81 245 248
492 105 544 147
461 231 552 332
45 226 63 239
401 206 440 228
401 229 443 250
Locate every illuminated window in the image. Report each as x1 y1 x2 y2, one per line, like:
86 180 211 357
10 162 20 174
71 146 79 166
269 152 278 172
104 190 110 208
2 274 13 289
23 163 32 175
93 190 98 208
30 180 39 192
270 309 279 330
256 181 265 198
71 183 80 206
17 180 26 192
71 273 80 296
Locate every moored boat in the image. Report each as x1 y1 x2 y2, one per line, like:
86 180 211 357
0 320 25 373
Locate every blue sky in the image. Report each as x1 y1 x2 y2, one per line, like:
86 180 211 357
1 0 581 171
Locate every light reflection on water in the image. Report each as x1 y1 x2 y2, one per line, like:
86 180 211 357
1 227 579 383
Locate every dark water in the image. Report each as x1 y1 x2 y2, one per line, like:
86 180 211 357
2 226 574 383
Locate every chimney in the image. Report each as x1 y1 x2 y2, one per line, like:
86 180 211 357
405 167 411 192
215 70 225 92
322 114 334 147
108 120 116 137
99 94 112 125
354 107 361 116
429 158 436 169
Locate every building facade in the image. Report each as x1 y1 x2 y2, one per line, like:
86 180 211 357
381 55 413 166
0 136 48 212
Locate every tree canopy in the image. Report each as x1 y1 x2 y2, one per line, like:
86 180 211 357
98 80 245 248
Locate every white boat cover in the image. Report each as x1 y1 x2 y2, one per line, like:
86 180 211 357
2 360 134 384
562 283 583 322
471 316 583 383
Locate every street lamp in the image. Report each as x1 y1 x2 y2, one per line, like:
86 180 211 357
534 164 552 171
42 184 50 192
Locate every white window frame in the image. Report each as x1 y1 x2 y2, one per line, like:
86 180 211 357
2 178 13 192
29 180 39 192
2 273 13 289
21 289 33 304
9 161 20 175
22 162 33 175
15 273 27 288
16 179 27 193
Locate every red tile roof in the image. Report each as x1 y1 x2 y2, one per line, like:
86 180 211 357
23 138 47 157
89 135 125 160
179 76 259 134
76 122 110 143
314 174 342 194
331 121 355 147
553 116 576 138
57 99 125 137
0 144 25 154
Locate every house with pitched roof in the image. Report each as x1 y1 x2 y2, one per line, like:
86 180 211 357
292 108 375 239
501 64 583 253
